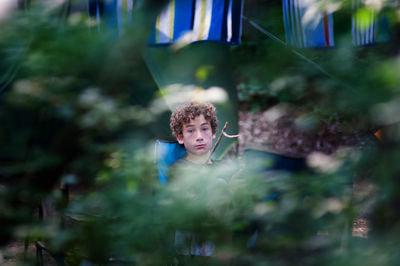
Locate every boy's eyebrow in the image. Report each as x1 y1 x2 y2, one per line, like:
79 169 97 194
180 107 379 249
201 123 210 127
185 125 195 128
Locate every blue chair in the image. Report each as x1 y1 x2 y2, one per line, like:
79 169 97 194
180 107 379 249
154 140 186 186
244 149 307 173
238 149 308 248
244 148 307 201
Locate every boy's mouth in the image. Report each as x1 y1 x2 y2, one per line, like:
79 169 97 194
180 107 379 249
195 144 206 149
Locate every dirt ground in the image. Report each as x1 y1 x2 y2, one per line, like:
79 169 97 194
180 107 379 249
238 104 372 157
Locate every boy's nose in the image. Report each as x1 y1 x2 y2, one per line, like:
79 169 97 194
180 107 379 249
195 130 204 140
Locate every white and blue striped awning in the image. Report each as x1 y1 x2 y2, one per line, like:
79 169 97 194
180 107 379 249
149 0 243 45
282 0 335 48
85 0 390 48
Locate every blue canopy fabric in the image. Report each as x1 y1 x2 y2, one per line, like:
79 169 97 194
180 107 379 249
84 0 392 48
282 0 335 48
154 140 186 185
149 0 243 45
103 0 121 33
87 0 134 36
352 0 389 46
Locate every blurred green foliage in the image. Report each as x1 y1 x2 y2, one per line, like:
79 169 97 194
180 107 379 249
0 0 400 265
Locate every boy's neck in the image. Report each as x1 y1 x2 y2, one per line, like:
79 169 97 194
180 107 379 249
185 152 211 165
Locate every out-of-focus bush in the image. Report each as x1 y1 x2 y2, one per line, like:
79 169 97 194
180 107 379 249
232 0 400 265
0 0 162 258
1 0 400 265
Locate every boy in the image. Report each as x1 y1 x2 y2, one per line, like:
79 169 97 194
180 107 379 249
170 102 219 165
169 102 221 258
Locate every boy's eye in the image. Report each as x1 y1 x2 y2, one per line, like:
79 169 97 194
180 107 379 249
187 129 194 133
202 127 209 131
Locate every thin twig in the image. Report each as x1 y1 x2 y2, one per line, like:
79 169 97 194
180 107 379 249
208 122 240 162
223 132 240 138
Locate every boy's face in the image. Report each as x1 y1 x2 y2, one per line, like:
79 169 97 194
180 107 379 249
177 114 216 157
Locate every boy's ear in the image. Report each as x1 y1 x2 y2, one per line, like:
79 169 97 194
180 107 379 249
177 134 184 144
212 133 216 139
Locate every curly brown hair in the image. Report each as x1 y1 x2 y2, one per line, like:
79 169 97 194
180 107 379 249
170 102 218 138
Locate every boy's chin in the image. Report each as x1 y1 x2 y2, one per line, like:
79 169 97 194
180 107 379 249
189 150 209 156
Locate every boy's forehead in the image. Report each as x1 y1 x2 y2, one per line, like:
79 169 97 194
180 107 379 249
183 114 210 126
